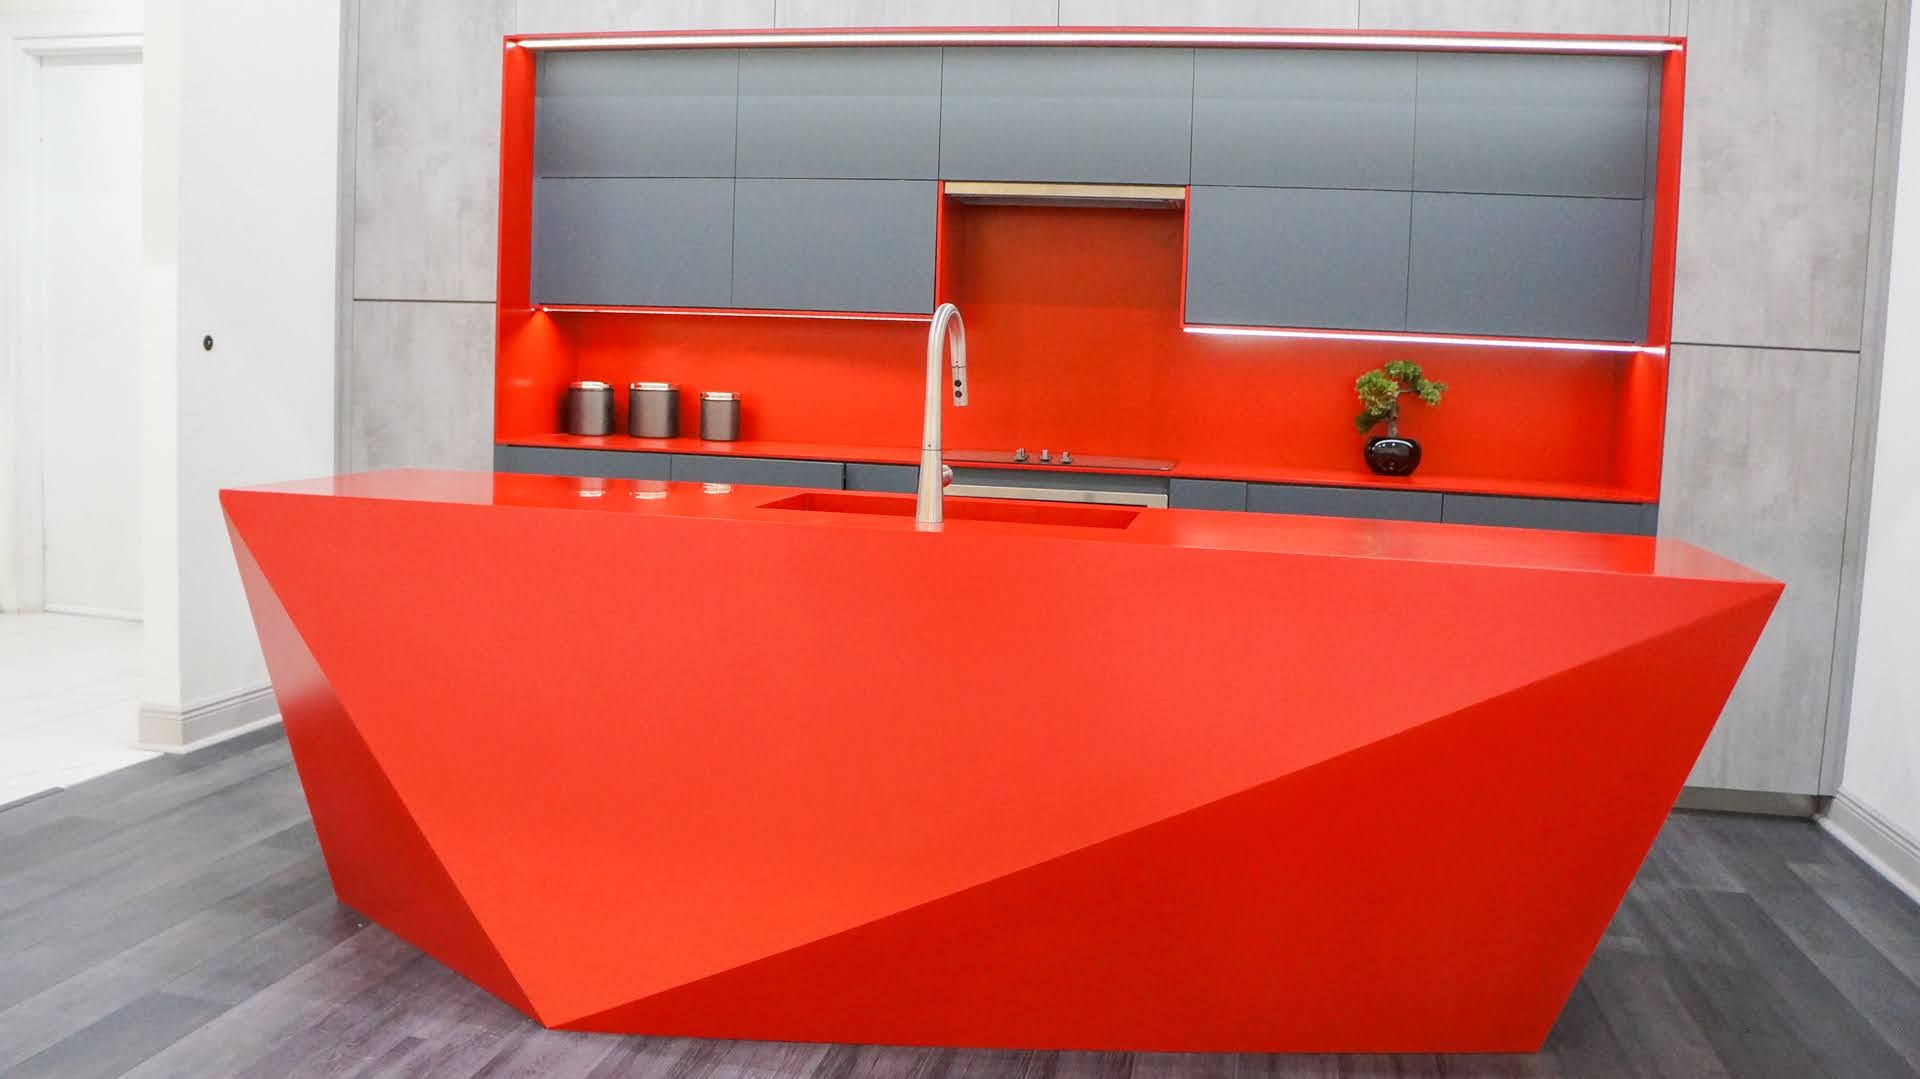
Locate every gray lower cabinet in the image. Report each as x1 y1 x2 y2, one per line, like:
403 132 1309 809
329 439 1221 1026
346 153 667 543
532 177 733 308
731 179 937 314
1169 479 1248 511
1186 186 1412 330
939 47 1194 184
494 445 672 479
1441 493 1654 536
1247 483 1443 523
845 463 919 493
668 454 845 489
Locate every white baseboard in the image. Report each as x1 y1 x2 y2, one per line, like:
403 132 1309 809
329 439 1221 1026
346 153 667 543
137 684 280 752
1820 790 1920 907
44 604 141 622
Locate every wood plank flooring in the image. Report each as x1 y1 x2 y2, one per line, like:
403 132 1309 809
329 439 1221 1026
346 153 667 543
1 726 1916 1078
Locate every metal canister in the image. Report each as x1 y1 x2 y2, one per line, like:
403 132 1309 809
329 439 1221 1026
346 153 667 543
700 391 741 441
565 380 614 436
628 381 680 438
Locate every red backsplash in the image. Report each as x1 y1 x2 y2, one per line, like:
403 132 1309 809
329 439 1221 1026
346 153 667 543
499 201 1659 496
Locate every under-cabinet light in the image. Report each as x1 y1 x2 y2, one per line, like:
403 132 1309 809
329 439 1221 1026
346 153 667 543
538 305 933 323
1182 324 1666 355
513 31 1681 54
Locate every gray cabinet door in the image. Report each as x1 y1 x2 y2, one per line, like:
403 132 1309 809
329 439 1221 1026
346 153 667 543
737 48 941 180
532 178 733 308
1170 479 1248 511
845 463 919 493
535 50 737 178
669 455 845 489
939 47 1193 184
1247 483 1442 523
1191 49 1416 190
1185 186 1411 330
732 179 937 313
1413 53 1656 199
1406 192 1645 341
1441 494 1654 535
494 445 673 479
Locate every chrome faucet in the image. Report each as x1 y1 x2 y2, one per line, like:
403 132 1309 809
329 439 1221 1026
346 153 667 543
915 303 968 525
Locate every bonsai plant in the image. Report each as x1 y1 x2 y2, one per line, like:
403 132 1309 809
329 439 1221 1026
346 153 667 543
1354 360 1446 476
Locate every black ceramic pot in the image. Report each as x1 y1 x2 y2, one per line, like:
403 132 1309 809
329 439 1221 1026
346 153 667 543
1364 436 1422 476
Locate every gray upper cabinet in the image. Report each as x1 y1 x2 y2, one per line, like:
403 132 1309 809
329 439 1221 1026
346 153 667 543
939 47 1194 184
1191 50 1416 190
535 50 738 178
1186 186 1411 330
532 178 733 308
1413 53 1655 199
736 48 942 180
732 179 937 313
1407 192 1646 340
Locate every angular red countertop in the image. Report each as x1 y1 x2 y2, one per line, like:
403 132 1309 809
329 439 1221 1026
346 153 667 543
236 468 1767 584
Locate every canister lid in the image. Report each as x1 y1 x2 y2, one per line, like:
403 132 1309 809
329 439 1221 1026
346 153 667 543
569 380 611 391
701 391 741 401
630 381 678 391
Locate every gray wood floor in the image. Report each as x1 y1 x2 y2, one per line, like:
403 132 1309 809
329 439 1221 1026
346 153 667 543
1 727 1917 1079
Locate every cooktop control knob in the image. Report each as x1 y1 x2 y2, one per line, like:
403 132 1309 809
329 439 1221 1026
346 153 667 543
1060 449 1073 465
1013 447 1028 463
1039 449 1052 463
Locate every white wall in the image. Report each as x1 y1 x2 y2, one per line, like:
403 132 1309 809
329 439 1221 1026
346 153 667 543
138 0 341 745
1835 6 1920 901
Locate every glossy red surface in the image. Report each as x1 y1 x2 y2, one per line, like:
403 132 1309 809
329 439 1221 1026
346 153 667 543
225 469 1777 1051
491 30 1685 505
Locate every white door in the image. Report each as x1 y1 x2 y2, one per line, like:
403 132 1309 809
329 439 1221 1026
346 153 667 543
37 53 143 618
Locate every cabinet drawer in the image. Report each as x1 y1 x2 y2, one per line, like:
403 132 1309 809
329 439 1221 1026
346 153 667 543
731 179 937 314
1247 483 1442 523
535 50 737 178
669 455 845 489
1170 479 1248 511
532 177 733 308
939 47 1193 184
1441 494 1654 536
1186 186 1411 330
737 47 941 180
494 445 672 480
845 463 919 493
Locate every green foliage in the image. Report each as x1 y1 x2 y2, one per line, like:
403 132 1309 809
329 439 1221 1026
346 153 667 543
1354 361 1447 434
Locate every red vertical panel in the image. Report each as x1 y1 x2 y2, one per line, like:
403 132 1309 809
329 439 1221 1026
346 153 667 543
1613 42 1686 500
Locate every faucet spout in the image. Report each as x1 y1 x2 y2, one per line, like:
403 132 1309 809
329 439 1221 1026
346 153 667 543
915 303 967 526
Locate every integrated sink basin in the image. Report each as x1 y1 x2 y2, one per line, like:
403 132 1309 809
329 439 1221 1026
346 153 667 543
761 490 1140 529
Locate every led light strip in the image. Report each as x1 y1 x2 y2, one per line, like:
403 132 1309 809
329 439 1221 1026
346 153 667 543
1182 324 1667 355
513 31 1681 54
539 305 933 323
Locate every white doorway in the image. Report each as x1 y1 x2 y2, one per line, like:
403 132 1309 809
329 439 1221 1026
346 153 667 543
0 34 152 804
34 50 143 618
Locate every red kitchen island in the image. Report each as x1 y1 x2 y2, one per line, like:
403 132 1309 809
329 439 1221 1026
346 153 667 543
222 469 1779 1054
